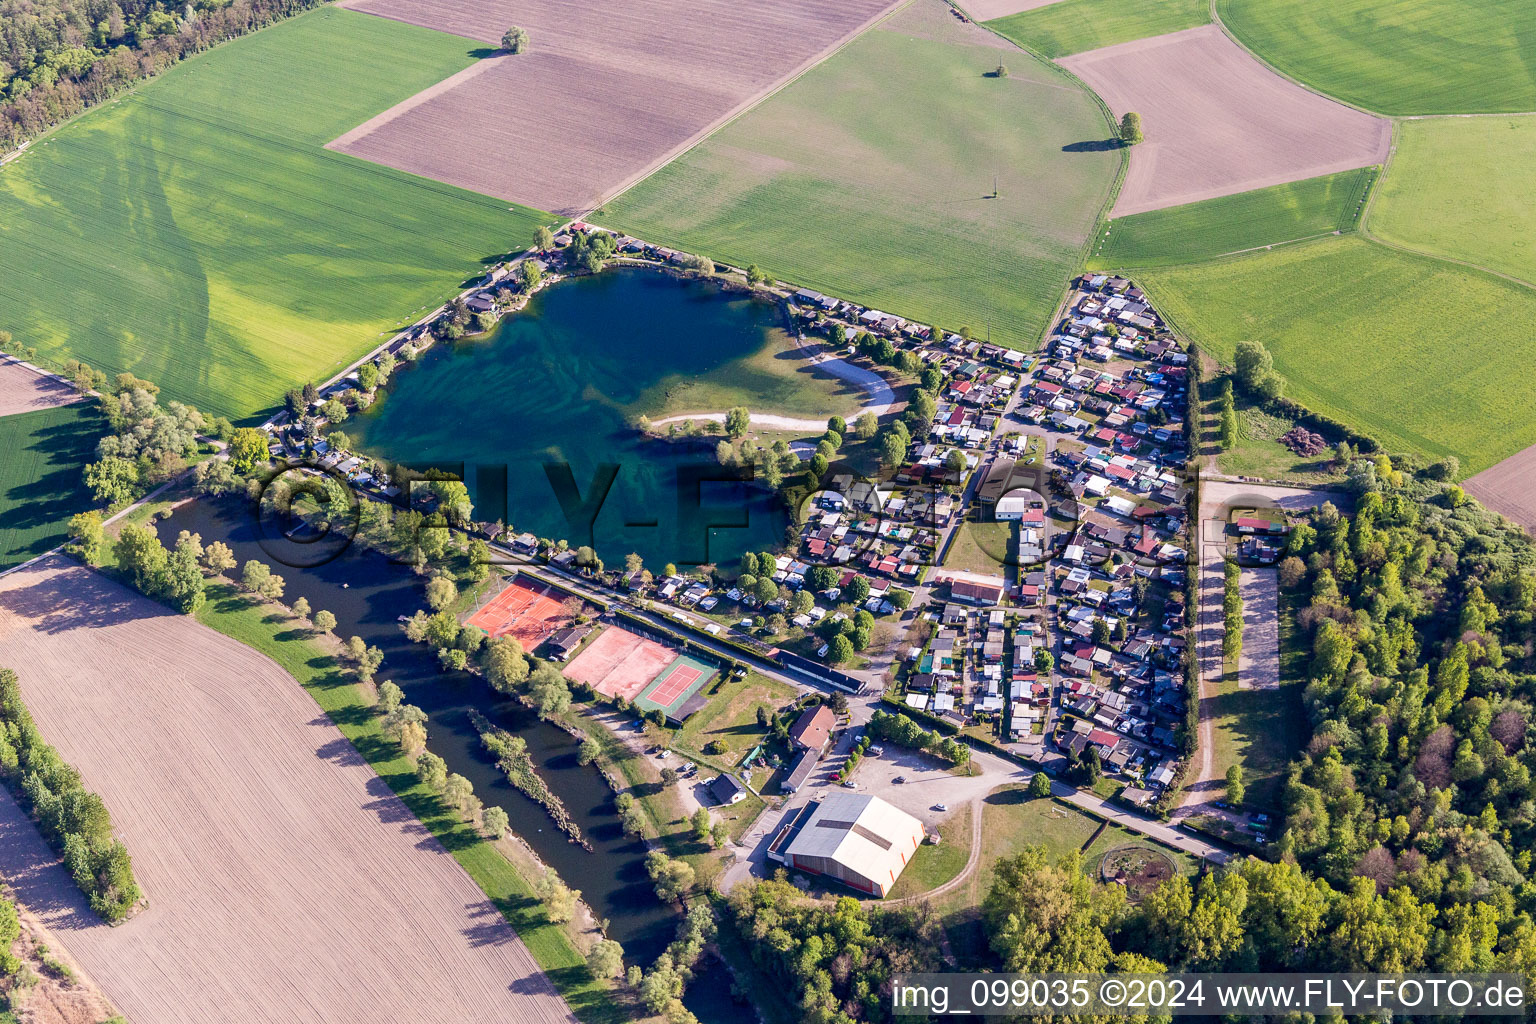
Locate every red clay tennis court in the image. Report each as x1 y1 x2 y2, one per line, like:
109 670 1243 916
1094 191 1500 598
563 626 676 701
464 576 569 649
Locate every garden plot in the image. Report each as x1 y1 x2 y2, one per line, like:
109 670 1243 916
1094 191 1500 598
1059 25 1388 216
0 559 574 1024
331 0 902 215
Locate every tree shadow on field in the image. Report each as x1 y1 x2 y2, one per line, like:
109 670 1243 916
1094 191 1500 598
1062 139 1124 153
467 47 500 60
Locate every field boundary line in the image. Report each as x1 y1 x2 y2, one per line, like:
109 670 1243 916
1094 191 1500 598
589 0 915 216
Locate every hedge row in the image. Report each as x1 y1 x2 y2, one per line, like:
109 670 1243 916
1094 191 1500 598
0 669 141 922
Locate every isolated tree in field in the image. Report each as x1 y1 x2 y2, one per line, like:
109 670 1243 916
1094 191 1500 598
481 805 509 840
313 609 337 634
1119 111 1144 145
501 25 528 53
994 62 1009 78
377 680 403 713
660 767 680 787
691 807 711 840
724 406 750 439
1225 764 1246 805
1028 771 1052 798
710 820 730 848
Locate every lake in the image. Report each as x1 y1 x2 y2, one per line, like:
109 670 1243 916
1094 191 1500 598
351 268 796 570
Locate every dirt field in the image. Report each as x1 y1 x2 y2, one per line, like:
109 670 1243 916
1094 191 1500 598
563 625 675 701
0 558 575 1024
0 358 83 419
331 0 902 215
1059 26 1389 216
1238 567 1279 690
1465 447 1536 534
964 0 1065 19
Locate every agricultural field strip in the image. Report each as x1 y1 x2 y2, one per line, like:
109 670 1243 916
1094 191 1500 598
329 0 903 215
0 559 574 1024
1059 25 1389 217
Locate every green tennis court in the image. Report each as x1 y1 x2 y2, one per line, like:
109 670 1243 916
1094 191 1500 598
635 654 717 720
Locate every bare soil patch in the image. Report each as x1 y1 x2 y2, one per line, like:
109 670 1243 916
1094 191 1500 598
1099 844 1175 902
331 0 902 215
1465 446 1536 534
0 558 575 1024
963 0 1066 20
1237 567 1279 690
0 359 82 419
1059 25 1389 216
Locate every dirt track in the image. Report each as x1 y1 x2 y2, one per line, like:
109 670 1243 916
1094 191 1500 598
0 358 83 419
1465 447 1536 534
1059 26 1389 217
0 558 575 1024
331 0 901 215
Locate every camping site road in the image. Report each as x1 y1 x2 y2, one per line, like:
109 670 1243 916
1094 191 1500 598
0 557 575 1024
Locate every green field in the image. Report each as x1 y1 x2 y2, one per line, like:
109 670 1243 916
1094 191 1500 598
1089 168 1375 269
0 9 549 422
1371 117 1536 286
943 520 1014 576
607 0 1118 349
0 403 104 571
1218 0 1536 115
1140 236 1536 475
987 0 1209 58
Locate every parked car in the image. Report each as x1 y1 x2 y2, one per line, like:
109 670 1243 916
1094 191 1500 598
893 776 906 784
933 803 948 812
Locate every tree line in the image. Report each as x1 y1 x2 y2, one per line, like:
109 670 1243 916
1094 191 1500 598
2 0 328 149
0 668 141 922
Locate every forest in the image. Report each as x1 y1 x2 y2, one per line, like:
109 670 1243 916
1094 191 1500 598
0 0 324 147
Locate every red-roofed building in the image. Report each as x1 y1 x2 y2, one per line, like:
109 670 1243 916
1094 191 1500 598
789 706 837 754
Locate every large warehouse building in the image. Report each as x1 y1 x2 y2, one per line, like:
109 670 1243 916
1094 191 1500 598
769 793 926 897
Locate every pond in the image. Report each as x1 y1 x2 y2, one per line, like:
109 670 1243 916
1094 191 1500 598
350 268 800 570
163 497 677 963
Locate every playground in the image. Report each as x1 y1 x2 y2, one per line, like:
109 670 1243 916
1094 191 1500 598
463 575 570 649
563 625 676 701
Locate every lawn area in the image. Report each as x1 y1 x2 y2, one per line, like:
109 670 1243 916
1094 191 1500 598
0 8 551 423
192 581 623 1024
1218 0 1536 115
674 671 798 768
943 520 1013 576
886 802 971 900
1199 374 1346 483
1371 116 1536 287
1139 235 1536 475
987 0 1209 58
607 0 1119 350
0 403 105 571
1089 168 1376 270
1206 679 1304 811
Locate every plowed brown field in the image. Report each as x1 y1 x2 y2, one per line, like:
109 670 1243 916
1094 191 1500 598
1060 25 1388 216
0 558 575 1024
330 0 901 214
0 358 82 419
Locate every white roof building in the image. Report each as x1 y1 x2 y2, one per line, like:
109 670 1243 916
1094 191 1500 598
780 793 926 897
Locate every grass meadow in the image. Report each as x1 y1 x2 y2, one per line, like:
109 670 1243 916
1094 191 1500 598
1371 116 1536 286
1139 236 1536 475
0 403 103 571
987 0 1209 58
1089 168 1375 269
1218 0 1536 115
0 9 549 423
607 0 1119 350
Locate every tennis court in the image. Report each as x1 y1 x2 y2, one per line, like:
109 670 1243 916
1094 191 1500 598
635 654 716 718
564 626 676 701
464 576 569 649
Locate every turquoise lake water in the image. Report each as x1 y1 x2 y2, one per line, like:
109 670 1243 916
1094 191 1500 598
352 268 790 569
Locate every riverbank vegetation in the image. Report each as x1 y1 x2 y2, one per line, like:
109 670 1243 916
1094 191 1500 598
0 669 141 922
470 709 589 848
